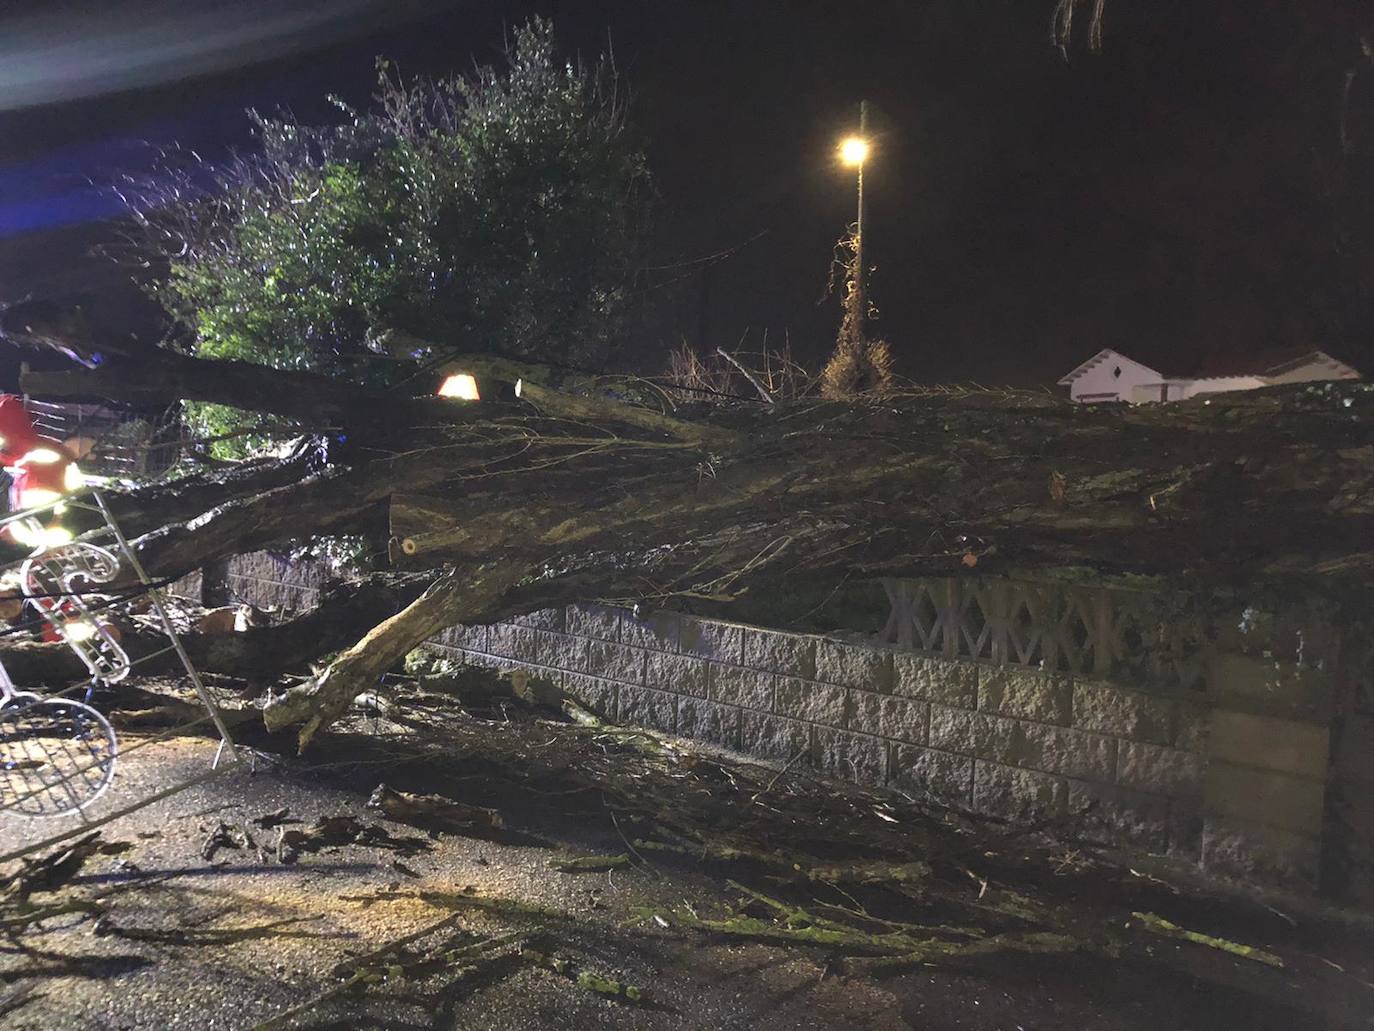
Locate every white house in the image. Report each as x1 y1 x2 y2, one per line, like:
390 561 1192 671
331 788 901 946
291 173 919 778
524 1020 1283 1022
1058 348 1361 404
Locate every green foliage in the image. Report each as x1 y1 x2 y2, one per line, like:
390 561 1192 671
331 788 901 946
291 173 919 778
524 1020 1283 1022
145 19 652 453
182 402 294 460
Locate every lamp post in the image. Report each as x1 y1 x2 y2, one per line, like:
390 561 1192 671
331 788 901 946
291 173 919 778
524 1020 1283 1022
839 100 870 340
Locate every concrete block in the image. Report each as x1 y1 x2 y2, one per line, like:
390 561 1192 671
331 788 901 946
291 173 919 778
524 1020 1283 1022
890 745 973 806
1207 651 1331 718
812 727 887 785
979 668 1071 725
740 709 811 762
1173 700 1209 753
935 710 1115 781
621 609 681 651
677 696 740 749
644 650 708 698
846 690 928 744
483 622 520 658
1067 781 1169 852
230 552 282 580
741 628 816 679
709 664 774 712
893 653 977 709
561 673 619 719
1202 815 1319 888
566 604 620 641
1203 760 1325 837
1013 721 1117 782
461 651 506 671
774 678 846 727
279 557 327 588
1117 741 1205 797
507 608 566 632
973 761 1066 821
581 639 646 685
234 579 315 613
424 643 463 663
1072 682 1174 745
679 618 742 664
436 623 488 652
617 685 677 735
486 625 583 671
170 570 202 600
814 639 893 692
929 704 978 754
1208 710 1328 780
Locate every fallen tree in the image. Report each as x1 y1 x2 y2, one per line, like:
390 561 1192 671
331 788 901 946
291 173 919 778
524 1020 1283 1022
16 346 1374 747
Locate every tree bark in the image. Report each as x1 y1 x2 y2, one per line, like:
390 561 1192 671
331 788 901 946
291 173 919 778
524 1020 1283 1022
0 571 433 686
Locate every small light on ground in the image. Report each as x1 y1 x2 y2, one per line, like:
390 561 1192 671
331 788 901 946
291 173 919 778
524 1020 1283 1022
438 373 480 400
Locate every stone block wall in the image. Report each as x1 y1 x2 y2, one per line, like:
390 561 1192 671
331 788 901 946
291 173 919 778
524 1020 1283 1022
204 555 1338 894
440 605 1332 889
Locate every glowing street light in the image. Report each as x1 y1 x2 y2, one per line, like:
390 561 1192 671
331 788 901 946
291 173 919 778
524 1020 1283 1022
839 136 869 167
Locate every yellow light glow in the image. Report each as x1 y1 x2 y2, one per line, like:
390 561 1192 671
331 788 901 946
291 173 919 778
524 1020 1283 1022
10 520 74 549
438 373 480 401
840 136 869 167
18 488 62 510
64 462 84 492
41 526 74 547
19 448 62 466
64 621 98 642
7 521 39 548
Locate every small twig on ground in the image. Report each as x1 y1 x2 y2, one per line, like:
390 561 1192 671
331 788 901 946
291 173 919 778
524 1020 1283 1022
751 747 806 803
552 854 630 873
607 806 659 878
715 347 775 404
0 984 39 1020
1131 912 1284 968
523 946 648 1003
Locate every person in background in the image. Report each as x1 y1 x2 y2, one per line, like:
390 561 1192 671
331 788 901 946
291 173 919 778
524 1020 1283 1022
0 393 82 550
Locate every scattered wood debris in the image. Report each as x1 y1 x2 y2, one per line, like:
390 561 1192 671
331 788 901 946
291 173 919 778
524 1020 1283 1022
522 946 646 1003
1131 911 1284 968
278 815 432 863
366 783 504 835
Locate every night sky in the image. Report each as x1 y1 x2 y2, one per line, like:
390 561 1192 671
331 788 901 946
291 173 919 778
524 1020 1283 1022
0 0 1369 386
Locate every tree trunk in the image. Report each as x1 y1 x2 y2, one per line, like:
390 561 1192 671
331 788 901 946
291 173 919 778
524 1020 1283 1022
0 571 433 686
19 344 1374 745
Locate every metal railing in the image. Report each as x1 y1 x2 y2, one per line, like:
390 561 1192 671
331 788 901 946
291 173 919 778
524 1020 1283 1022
0 487 240 861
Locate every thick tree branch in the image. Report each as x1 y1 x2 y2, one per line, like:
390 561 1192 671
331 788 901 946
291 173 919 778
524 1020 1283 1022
23 344 1374 746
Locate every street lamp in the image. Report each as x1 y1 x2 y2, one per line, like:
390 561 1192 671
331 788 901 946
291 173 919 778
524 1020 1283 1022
839 136 869 167
838 100 870 339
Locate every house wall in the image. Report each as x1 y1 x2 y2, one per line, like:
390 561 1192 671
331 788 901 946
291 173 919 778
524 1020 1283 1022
1065 352 1161 403
206 553 1357 899
1177 376 1267 399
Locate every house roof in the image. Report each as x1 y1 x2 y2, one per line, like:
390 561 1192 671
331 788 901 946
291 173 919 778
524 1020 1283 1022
1056 348 1161 385
1162 347 1359 381
1060 347 1361 385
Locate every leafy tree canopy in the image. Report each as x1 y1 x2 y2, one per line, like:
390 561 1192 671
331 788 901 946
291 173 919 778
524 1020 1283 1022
136 19 652 451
